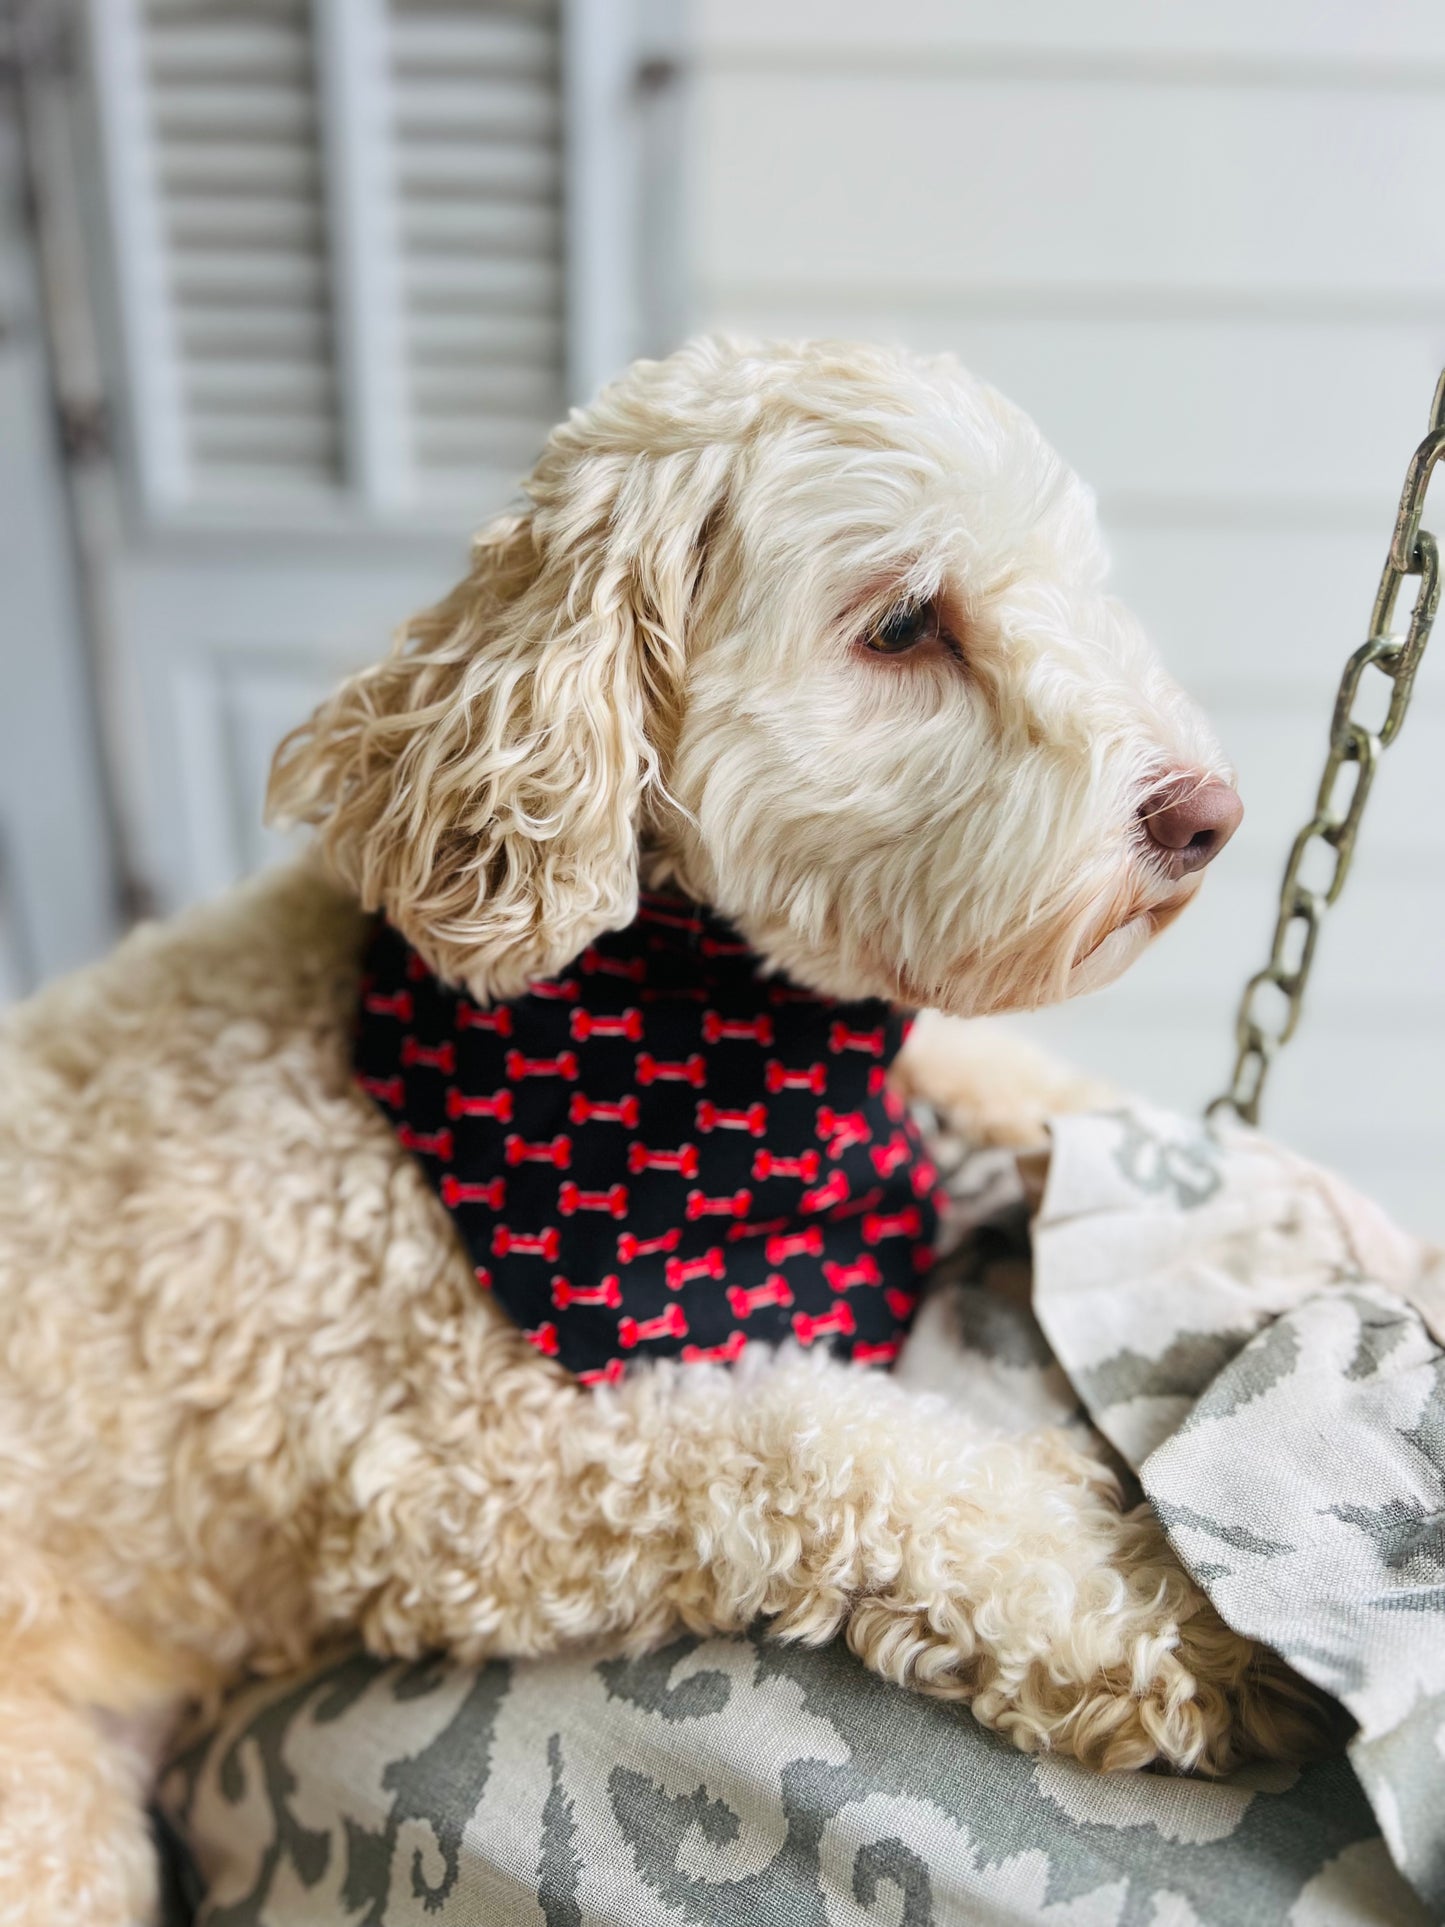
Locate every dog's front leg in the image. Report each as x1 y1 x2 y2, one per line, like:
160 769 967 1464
312 1349 1319 1774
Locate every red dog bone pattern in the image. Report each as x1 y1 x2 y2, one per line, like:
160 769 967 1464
398 1123 452 1160
765 1226 824 1266
823 1255 882 1291
681 1331 748 1365
355 899 937 1378
446 1087 513 1122
527 977 580 1002
571 1007 643 1042
505 1134 571 1169
619 1303 688 1348
441 1175 506 1211
505 1049 578 1081
492 1225 561 1261
696 1100 768 1137
552 1274 623 1310
765 1059 826 1094
800 1170 849 1213
701 1011 773 1046
853 1339 899 1366
829 1021 885 1056
458 1003 511 1035
685 1187 752 1219
569 1092 640 1127
862 1206 923 1245
628 1142 699 1177
816 1107 869 1154
617 1227 683 1263
401 1038 455 1073
635 1052 706 1087
726 1276 793 1318
752 1149 819 1182
793 1302 856 1345
558 1181 629 1218
665 1248 726 1291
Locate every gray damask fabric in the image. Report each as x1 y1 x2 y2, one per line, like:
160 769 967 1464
1031 1103 1445 1921
160 1109 1443 1924
161 1634 1419 1925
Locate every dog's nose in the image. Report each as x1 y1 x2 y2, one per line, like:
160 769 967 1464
1139 775 1243 876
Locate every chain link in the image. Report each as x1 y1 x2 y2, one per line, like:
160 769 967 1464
1210 369 1445 1127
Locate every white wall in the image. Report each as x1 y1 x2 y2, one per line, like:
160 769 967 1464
689 0 1445 1233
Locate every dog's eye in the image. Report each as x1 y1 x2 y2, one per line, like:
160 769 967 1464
866 601 936 654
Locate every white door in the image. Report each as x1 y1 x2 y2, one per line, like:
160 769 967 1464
64 0 680 913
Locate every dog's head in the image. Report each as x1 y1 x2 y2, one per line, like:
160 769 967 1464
269 338 1238 1015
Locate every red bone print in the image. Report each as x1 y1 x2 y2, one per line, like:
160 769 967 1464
360 1075 403 1107
581 946 646 982
882 1087 907 1123
910 1158 939 1198
617 1227 683 1263
527 977 580 1002
816 1107 869 1154
525 1322 560 1356
867 1066 887 1097
364 990 412 1023
579 1357 626 1386
886 1287 918 1320
398 1124 452 1160
823 1255 882 1292
685 1188 752 1220
446 1087 513 1123
635 1052 706 1087
627 1142 700 1178
458 1003 511 1036
696 1100 768 1138
792 1302 856 1346
828 1186 884 1220
473 1265 492 1289
870 1133 912 1179
700 936 751 958
638 904 702 933
829 1021 885 1057
765 1060 826 1095
862 1206 923 1245
682 1332 748 1365
401 1038 455 1073
552 1274 623 1310
440 1175 506 1211
558 1181 629 1219
618 1303 689 1348
505 1134 571 1169
752 1149 820 1182
504 1049 579 1082
492 1225 561 1261
701 1012 773 1046
853 1339 900 1366
727 1217 789 1242
570 1008 644 1043
569 1092 640 1127
726 1276 793 1318
405 952 430 981
765 1226 824 1266
800 1170 849 1213
665 1248 726 1291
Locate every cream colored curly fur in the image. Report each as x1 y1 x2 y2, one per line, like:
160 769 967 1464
0 341 1324 1923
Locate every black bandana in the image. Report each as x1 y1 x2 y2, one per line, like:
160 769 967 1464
354 893 940 1382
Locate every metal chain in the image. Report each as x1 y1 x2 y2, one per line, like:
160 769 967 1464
1210 368 1445 1127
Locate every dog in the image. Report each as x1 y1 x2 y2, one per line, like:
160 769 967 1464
0 338 1319 1923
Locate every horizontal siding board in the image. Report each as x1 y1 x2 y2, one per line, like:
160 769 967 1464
698 75 1445 298
699 0 1445 66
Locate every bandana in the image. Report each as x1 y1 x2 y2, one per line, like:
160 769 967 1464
354 893 940 1383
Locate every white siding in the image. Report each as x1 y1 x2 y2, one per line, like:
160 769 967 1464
690 0 1445 1233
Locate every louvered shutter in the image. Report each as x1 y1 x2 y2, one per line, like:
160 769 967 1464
90 0 572 522
390 0 566 493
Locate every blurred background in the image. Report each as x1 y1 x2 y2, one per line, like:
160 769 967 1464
0 0 1441 1230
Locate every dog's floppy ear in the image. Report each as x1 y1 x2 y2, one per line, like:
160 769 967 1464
267 433 730 1001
